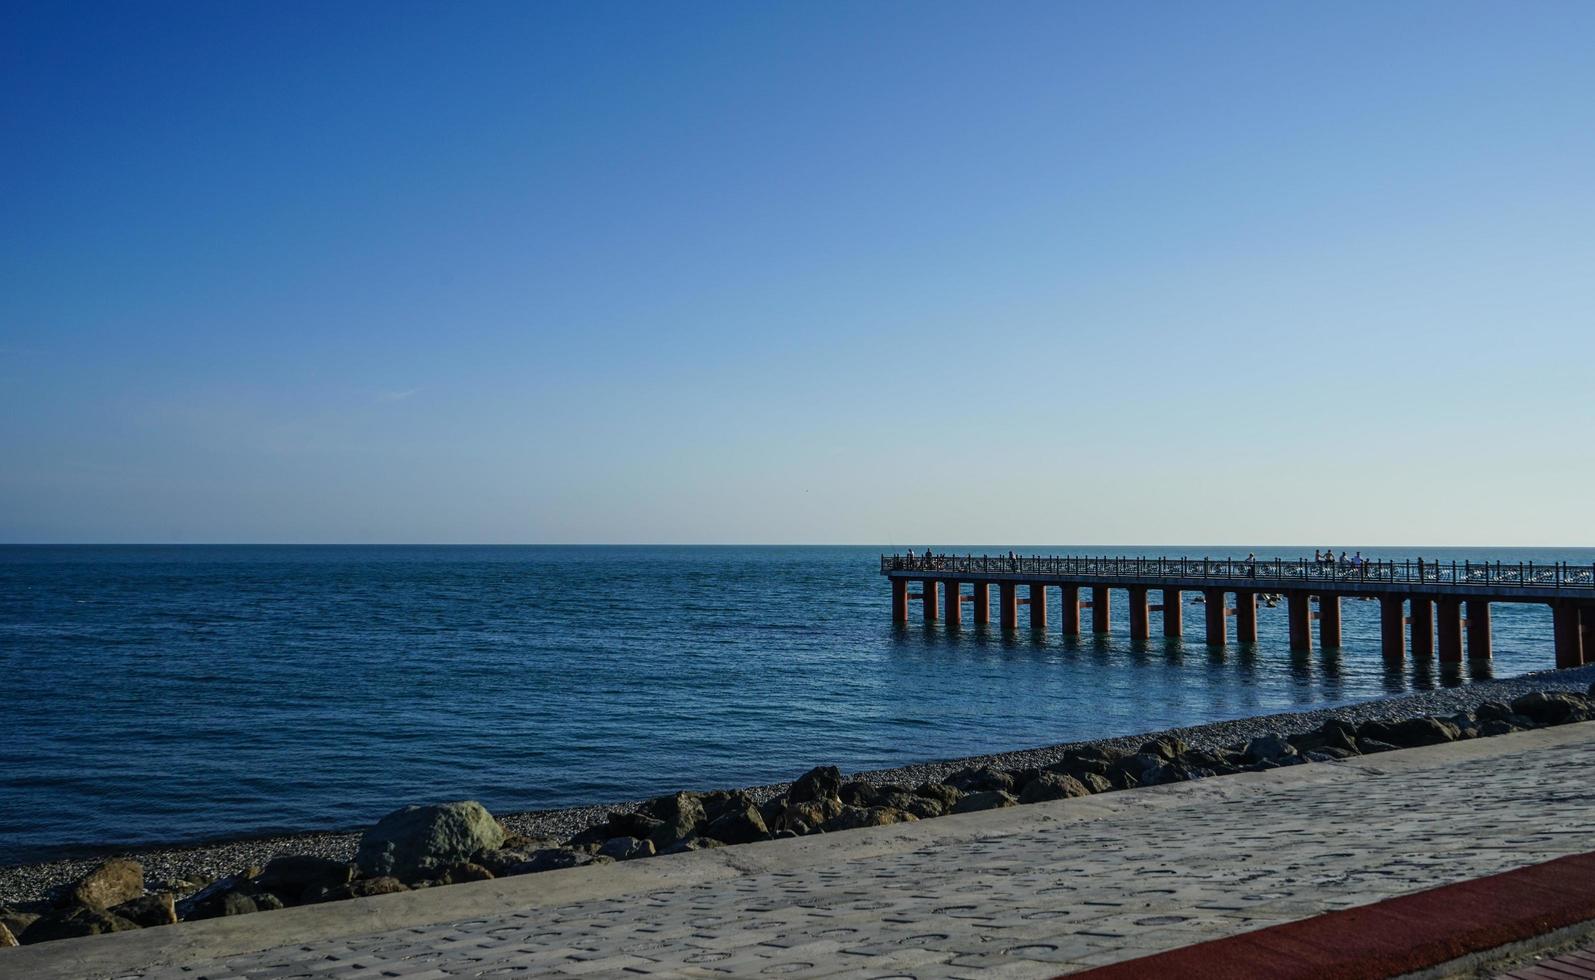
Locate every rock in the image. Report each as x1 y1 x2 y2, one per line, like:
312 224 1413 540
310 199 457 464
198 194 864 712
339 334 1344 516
0 911 40 940
306 876 409 903
253 892 286 912
256 856 355 895
598 837 656 861
705 803 770 845
1359 717 1459 748
1512 691 1590 725
839 781 881 807
1243 736 1298 765
1476 700 1515 723
773 829 800 840
824 806 918 831
22 906 140 943
914 782 962 807
433 862 495 884
1356 737 1400 754
1479 719 1519 738
789 766 843 804
1139 736 1188 761
950 790 1017 814
701 790 758 824
511 848 599 874
605 811 664 841
945 766 1014 794
0 922 16 947
1018 772 1091 804
111 893 176 927
775 798 843 833
875 791 942 819
188 890 258 920
475 847 538 877
567 824 612 848
69 857 144 910
643 792 707 847
175 874 253 920
1107 768 1140 791
1318 719 1360 751
356 801 506 881
1113 753 1182 785
660 836 724 855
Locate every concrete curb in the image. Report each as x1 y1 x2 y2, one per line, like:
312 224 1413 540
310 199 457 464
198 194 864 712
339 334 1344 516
5 722 1592 980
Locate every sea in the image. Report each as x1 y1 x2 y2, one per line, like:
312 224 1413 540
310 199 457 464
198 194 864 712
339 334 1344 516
3 544 1592 865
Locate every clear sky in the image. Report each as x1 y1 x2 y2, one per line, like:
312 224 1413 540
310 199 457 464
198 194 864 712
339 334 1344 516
3 2 1592 545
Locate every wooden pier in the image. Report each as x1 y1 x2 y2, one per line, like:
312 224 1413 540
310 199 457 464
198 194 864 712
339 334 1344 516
883 554 1595 667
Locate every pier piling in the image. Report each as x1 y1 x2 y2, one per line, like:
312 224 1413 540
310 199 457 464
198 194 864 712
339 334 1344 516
1204 588 1226 645
999 582 1018 630
973 582 990 625
1162 588 1182 637
1092 586 1111 634
1235 592 1257 643
1287 592 1312 652
1318 595 1341 647
1467 600 1492 660
1411 598 1434 658
1380 596 1406 662
1437 597 1463 664
1061 585 1081 636
923 580 939 622
892 578 908 623
1128 586 1149 640
1029 583 1047 630
944 580 962 625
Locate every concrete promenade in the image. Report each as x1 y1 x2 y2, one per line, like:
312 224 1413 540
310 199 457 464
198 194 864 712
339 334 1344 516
9 723 1595 980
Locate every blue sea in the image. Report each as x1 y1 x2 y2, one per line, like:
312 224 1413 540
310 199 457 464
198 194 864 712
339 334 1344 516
3 544 1591 865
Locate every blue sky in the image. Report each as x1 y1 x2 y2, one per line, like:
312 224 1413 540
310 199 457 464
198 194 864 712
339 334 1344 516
3 2 1592 544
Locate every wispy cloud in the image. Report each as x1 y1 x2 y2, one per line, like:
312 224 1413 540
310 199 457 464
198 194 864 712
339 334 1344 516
376 387 421 403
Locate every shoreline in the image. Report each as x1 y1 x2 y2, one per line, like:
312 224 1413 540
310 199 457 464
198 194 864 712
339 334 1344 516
5 662 1594 906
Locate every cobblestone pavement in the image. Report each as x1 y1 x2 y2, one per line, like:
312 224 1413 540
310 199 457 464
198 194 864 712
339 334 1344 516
28 726 1595 980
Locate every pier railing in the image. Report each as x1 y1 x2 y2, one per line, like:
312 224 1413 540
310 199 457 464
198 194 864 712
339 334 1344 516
879 555 1595 590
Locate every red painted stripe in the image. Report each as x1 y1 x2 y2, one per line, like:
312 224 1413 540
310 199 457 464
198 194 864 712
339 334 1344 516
1065 852 1595 980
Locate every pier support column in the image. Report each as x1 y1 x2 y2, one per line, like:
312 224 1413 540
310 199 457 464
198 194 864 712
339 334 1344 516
922 580 939 622
999 582 1018 631
1162 588 1182 638
1380 595 1406 662
1287 591 1312 652
1061 585 1081 636
1204 588 1226 645
1466 600 1492 660
1233 592 1257 643
944 580 962 626
1091 587 1112 634
1029 583 1048 630
891 578 908 623
1319 595 1342 648
1583 606 1595 664
1437 597 1463 664
972 582 990 625
1127 586 1149 640
1553 602 1584 668
1410 597 1434 658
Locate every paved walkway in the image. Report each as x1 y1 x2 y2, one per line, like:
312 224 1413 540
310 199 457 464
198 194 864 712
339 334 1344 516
9 723 1595 980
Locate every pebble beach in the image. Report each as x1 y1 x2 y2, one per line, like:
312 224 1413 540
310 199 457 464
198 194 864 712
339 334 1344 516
7 662 1592 908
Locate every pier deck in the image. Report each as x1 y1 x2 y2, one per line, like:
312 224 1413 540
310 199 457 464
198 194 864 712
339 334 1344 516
882 554 1595 666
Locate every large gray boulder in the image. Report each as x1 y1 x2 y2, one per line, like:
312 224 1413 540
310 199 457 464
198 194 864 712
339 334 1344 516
69 858 144 910
356 801 505 880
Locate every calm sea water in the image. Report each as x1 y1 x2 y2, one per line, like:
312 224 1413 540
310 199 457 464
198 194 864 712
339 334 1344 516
3 544 1591 864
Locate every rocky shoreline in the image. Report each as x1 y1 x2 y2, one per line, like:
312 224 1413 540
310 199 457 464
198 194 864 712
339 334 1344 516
4 664 1595 948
